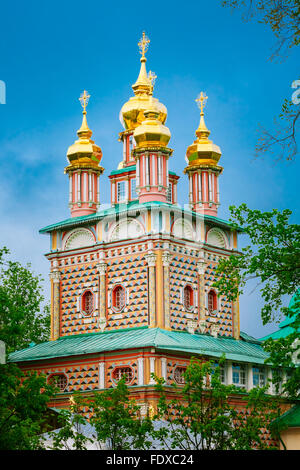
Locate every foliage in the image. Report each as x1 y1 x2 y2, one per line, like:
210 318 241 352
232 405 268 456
213 204 300 397
48 379 154 450
0 247 50 355
0 363 56 450
222 0 300 161
152 358 281 450
90 378 153 450
47 394 93 450
222 0 300 58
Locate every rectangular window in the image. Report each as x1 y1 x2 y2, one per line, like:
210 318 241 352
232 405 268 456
211 362 226 384
232 363 246 387
130 179 137 200
253 366 266 387
117 181 126 202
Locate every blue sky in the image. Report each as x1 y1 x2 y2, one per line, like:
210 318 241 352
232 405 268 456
0 0 299 338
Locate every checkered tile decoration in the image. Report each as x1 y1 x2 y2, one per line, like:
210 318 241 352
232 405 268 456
204 260 233 337
40 362 99 393
106 253 148 330
60 262 99 336
169 254 198 331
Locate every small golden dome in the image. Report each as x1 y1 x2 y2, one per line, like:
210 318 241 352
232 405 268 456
133 98 171 148
66 91 103 172
185 92 221 168
120 32 167 131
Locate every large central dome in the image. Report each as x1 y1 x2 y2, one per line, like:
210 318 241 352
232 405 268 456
119 32 167 131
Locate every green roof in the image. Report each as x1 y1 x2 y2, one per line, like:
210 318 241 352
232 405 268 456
9 327 269 365
274 405 300 428
260 291 300 341
39 201 239 234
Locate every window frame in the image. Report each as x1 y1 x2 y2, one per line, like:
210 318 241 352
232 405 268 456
207 289 218 315
183 284 194 311
48 373 68 392
174 366 187 385
232 363 246 388
112 285 126 312
117 181 126 202
112 366 134 385
81 289 94 317
252 366 266 387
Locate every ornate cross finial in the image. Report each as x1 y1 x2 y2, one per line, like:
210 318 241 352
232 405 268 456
148 70 157 89
79 90 90 113
138 31 150 57
196 91 208 115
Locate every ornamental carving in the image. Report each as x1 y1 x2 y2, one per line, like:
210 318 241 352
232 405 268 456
110 218 144 241
64 228 95 250
206 227 227 249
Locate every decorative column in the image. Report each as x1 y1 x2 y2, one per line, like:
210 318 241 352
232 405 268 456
97 260 107 331
247 363 253 391
99 361 105 389
197 252 206 324
138 357 144 386
162 250 171 329
49 269 61 341
149 356 156 384
161 357 167 382
226 361 233 385
145 252 157 327
232 295 240 339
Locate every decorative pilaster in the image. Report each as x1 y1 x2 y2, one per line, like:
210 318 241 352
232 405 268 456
97 261 107 331
99 361 105 389
197 253 206 323
49 269 61 341
161 357 167 382
149 356 156 384
232 295 240 339
162 250 171 329
145 252 157 327
138 357 144 386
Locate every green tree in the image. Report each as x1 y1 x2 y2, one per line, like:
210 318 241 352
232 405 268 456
152 358 281 450
0 363 56 450
48 379 154 450
90 378 154 450
213 204 300 397
0 247 50 354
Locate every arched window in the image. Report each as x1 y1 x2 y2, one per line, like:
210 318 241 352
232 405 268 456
208 290 217 314
183 285 194 311
112 285 126 312
82 290 94 316
174 366 187 384
48 373 68 392
112 367 133 384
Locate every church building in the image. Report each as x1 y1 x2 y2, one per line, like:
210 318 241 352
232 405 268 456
9 33 288 431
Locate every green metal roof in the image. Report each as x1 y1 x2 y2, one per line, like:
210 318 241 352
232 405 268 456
273 405 300 428
9 327 269 365
260 291 300 341
39 200 239 234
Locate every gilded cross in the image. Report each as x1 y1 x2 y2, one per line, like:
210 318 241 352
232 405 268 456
148 70 157 88
138 31 150 57
79 90 90 112
196 92 208 114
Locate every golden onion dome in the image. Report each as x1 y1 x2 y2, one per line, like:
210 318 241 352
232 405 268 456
66 91 103 172
119 32 167 131
185 92 221 168
133 98 171 148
